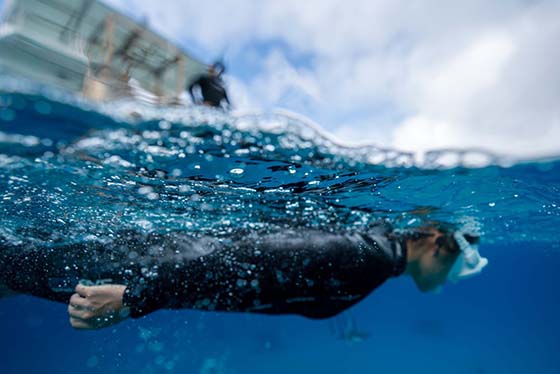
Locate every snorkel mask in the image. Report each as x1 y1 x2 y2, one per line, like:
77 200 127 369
447 232 489 283
429 220 489 293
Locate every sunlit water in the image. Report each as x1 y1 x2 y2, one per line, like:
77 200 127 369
1 81 559 374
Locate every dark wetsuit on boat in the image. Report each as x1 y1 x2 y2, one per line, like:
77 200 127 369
188 75 230 109
0 225 407 319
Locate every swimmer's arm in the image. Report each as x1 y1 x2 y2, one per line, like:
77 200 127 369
122 230 391 319
66 230 395 328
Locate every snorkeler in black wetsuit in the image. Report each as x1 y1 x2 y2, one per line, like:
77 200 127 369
0 225 404 317
188 62 230 109
0 223 487 329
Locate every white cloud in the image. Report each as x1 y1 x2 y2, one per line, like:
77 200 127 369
412 32 516 115
393 3 560 157
104 0 560 159
247 50 321 109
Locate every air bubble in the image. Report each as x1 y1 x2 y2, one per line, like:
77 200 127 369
229 168 244 176
158 120 171 130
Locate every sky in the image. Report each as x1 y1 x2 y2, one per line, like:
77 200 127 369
3 0 560 158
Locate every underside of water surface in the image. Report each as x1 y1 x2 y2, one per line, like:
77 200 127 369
1 81 559 247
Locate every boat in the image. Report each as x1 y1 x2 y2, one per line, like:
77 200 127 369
0 0 208 104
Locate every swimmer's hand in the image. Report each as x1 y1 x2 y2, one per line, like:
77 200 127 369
68 284 130 330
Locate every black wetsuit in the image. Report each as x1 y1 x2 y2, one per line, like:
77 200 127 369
188 75 230 108
0 225 407 319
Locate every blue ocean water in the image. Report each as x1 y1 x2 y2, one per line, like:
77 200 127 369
0 83 559 373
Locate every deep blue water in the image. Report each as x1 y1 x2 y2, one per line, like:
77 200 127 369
1 84 559 373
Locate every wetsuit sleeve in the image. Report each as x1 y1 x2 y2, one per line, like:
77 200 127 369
123 229 405 319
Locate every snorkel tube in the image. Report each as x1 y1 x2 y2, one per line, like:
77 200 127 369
447 232 489 283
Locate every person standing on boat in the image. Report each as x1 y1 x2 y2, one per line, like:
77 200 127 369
188 62 231 110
